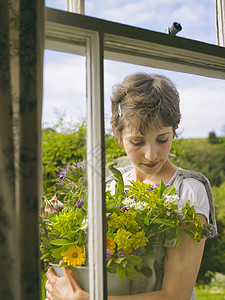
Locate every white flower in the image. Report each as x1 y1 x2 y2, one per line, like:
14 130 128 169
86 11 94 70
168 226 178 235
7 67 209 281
122 198 145 211
81 218 88 231
44 195 63 208
163 194 180 203
163 194 185 215
123 198 136 207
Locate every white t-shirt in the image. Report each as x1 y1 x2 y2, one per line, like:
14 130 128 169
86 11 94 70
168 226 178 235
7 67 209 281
108 167 210 299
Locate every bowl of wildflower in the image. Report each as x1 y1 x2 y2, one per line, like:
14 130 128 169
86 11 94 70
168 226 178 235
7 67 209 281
40 161 216 295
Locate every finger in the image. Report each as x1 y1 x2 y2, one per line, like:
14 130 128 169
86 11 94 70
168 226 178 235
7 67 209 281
45 279 52 293
46 267 58 281
60 264 81 287
59 259 64 266
59 259 71 278
46 290 53 300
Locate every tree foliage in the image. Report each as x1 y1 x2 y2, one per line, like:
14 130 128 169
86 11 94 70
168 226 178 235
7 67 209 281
208 131 219 144
170 138 225 187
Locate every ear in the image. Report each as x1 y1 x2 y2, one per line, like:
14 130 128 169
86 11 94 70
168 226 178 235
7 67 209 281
112 126 123 146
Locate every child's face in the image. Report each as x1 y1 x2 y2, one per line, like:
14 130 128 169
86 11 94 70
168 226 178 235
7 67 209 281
121 125 174 181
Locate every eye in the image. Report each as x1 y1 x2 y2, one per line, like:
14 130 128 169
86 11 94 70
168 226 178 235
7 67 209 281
157 138 168 144
130 139 144 146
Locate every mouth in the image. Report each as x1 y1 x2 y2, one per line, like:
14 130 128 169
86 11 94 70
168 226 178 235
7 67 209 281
143 161 159 168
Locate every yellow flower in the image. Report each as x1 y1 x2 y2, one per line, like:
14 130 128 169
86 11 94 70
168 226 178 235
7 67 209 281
114 228 132 251
107 236 116 255
62 244 85 267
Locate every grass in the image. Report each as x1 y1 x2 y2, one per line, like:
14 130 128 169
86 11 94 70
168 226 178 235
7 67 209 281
196 273 225 300
196 287 225 300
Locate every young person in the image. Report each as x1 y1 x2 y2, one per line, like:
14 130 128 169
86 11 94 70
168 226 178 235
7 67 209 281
45 73 216 300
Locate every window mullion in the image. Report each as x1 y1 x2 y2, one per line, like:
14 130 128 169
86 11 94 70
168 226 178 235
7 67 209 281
67 0 85 14
216 0 225 46
86 31 107 299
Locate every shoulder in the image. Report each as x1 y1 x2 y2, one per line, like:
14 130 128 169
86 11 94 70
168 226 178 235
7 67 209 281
171 167 212 194
180 177 209 207
173 168 210 222
182 176 207 194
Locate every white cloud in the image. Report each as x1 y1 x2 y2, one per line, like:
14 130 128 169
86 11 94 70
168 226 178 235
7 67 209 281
86 0 216 43
45 0 67 10
179 82 225 138
43 55 86 127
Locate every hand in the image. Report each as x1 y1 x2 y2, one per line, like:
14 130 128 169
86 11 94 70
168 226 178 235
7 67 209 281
45 261 89 300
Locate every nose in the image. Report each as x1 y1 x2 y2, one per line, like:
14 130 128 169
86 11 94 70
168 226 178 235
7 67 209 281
144 144 157 161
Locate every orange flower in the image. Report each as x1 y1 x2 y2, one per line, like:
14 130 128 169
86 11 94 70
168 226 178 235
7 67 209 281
107 236 116 255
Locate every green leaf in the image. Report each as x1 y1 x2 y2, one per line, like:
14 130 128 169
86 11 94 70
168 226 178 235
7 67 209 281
106 200 117 211
125 263 135 273
114 257 125 264
126 255 142 265
140 265 152 278
50 239 75 246
41 272 47 300
40 253 51 260
117 264 126 279
175 228 182 246
158 180 166 197
166 228 177 241
107 261 117 273
59 263 68 268
164 186 176 196
126 270 137 280
122 260 128 268
152 218 175 226
51 245 69 258
143 216 149 225
108 163 124 198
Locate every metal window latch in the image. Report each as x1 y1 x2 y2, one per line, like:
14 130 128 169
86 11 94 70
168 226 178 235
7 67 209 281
166 22 182 35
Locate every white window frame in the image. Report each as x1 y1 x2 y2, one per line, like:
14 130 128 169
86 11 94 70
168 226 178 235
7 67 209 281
45 7 225 300
216 0 225 46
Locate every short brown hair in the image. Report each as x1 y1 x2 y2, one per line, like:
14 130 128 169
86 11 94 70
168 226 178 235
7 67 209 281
110 72 181 141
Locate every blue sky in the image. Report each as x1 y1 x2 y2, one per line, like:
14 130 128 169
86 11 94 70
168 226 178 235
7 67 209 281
43 0 225 138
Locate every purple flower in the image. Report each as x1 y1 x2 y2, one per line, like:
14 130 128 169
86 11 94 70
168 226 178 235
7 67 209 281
106 250 111 260
57 167 68 184
203 224 218 239
124 189 129 195
115 205 128 212
146 186 156 191
120 206 128 212
118 251 125 258
132 247 144 256
75 198 84 208
106 213 112 220
72 160 87 170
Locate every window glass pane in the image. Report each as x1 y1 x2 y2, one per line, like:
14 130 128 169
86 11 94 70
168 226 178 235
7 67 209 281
104 60 225 138
41 49 88 297
86 0 217 44
45 0 67 11
43 50 86 129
